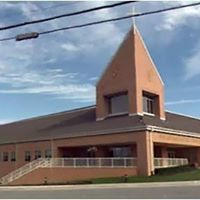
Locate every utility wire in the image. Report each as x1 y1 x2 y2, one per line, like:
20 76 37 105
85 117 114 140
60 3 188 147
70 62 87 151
37 2 200 35
0 1 137 31
0 36 15 42
1 1 200 42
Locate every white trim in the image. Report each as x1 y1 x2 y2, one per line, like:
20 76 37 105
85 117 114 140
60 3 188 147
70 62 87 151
147 125 200 139
160 117 166 121
166 110 200 121
134 26 164 86
129 112 143 117
1 124 200 145
99 112 143 119
96 117 105 121
107 112 129 118
143 112 155 117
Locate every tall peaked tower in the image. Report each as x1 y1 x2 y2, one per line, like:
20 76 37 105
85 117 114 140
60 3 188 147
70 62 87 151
96 25 165 121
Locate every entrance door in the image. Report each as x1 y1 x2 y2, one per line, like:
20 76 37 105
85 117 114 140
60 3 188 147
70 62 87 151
168 151 176 158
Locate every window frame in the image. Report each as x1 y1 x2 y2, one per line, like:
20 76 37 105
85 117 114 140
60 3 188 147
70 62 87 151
110 146 132 158
34 150 41 160
10 151 16 162
107 91 129 116
25 151 31 162
143 92 156 115
3 152 8 162
45 149 52 158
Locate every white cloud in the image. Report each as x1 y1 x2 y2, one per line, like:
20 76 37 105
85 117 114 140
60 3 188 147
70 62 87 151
44 58 56 64
184 51 200 79
61 43 80 52
0 66 95 102
0 1 129 105
0 84 95 102
0 119 15 125
89 77 98 81
156 1 200 31
183 39 200 79
20 2 41 20
166 99 200 106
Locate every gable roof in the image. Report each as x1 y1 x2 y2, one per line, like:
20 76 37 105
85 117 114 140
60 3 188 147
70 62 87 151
97 26 164 87
0 105 200 145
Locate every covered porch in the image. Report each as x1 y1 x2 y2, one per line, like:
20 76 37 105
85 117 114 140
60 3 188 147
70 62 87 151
154 144 192 169
57 144 137 158
51 131 200 176
153 138 200 169
56 142 190 170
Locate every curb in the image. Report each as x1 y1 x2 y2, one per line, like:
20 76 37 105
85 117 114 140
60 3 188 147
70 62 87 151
1 180 200 191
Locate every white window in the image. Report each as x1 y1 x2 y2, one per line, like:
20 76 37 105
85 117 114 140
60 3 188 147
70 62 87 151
10 151 16 162
25 151 31 162
3 152 8 162
168 150 176 158
45 149 52 158
35 150 41 159
143 92 156 115
111 147 132 157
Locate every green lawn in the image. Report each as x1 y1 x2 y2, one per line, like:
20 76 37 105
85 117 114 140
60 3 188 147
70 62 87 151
90 166 200 184
19 165 200 186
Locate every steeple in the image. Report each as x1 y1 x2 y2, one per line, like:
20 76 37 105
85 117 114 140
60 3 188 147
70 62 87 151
96 25 165 121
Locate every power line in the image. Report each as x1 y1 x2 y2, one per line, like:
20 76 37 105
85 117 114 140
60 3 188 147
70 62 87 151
0 36 15 42
35 2 200 36
1 1 200 42
0 1 137 31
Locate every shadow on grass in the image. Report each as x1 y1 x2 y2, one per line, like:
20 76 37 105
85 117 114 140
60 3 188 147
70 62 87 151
91 165 200 184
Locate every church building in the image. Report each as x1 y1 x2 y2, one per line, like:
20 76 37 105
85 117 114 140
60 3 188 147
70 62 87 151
1 26 200 185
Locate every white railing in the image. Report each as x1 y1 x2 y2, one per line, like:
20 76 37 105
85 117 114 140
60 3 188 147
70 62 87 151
154 158 189 169
0 158 49 185
44 157 137 168
0 157 136 185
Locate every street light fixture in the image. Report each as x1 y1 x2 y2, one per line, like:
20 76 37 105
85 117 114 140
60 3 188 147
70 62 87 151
16 32 39 41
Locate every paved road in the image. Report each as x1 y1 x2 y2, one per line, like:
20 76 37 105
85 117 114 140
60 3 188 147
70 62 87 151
1 181 200 199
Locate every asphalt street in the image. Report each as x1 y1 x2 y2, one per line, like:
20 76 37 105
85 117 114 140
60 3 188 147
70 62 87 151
1 181 200 199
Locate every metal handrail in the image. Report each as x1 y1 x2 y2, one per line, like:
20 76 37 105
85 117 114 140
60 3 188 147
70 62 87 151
154 157 188 168
44 157 137 168
0 157 188 185
0 158 47 185
0 157 136 185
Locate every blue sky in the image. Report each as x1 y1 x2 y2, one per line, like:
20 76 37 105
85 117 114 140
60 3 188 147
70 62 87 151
0 1 200 124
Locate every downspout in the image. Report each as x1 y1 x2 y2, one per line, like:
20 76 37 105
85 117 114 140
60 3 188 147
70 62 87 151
15 143 17 170
50 138 54 158
148 126 155 175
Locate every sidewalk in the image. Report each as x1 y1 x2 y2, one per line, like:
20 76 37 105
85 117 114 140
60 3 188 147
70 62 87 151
0 180 200 191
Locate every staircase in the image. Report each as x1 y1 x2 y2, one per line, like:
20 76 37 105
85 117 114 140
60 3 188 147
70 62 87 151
0 158 50 185
0 157 137 185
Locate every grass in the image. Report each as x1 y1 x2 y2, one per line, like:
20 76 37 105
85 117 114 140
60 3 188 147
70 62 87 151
90 166 200 184
8 165 200 186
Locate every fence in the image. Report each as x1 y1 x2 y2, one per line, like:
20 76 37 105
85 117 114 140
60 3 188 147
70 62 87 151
154 158 188 168
44 157 137 168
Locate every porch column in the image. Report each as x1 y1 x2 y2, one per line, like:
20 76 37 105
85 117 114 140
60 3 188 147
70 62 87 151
137 132 154 176
95 147 106 157
161 147 168 158
196 148 200 166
